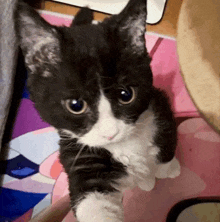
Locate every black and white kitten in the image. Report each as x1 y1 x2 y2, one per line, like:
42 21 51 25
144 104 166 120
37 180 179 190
15 0 180 221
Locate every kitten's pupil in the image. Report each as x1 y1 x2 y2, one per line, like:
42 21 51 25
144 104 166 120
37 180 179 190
71 100 83 111
120 89 132 102
65 99 87 114
119 87 135 104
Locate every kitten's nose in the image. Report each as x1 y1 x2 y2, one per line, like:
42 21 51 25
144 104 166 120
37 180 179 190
99 114 119 141
107 131 119 141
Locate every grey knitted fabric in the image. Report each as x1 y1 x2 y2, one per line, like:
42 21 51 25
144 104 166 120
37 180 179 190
0 0 18 151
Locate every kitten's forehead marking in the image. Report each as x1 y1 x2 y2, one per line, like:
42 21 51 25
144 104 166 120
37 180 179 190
98 92 112 114
97 93 119 137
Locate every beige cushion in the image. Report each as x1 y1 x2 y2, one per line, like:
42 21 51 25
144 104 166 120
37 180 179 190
177 0 220 133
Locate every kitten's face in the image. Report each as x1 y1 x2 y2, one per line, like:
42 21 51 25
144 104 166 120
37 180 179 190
16 0 153 147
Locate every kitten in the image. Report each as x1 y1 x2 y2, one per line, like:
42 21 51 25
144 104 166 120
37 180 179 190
15 0 180 221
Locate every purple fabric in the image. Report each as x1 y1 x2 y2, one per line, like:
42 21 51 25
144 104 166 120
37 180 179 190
12 99 50 139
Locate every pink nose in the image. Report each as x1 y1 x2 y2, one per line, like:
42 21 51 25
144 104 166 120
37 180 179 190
107 136 114 140
107 131 119 141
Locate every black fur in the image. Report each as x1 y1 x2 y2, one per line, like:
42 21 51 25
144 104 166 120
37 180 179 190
59 136 127 210
151 89 177 163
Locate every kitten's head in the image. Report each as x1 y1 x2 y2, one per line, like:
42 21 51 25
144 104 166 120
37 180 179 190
15 0 153 147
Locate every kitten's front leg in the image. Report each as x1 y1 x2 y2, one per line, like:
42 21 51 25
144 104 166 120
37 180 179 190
75 192 123 222
151 88 181 180
59 138 127 222
138 176 156 191
155 157 181 179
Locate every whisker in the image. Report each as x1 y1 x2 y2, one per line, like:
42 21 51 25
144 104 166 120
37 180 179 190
72 145 86 167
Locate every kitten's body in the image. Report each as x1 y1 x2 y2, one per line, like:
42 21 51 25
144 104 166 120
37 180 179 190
15 0 180 221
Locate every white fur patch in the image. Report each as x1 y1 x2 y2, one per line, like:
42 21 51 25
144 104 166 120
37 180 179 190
79 94 131 147
25 35 60 73
155 157 181 179
121 13 146 54
42 69 52 78
19 12 60 74
105 107 160 192
76 192 123 222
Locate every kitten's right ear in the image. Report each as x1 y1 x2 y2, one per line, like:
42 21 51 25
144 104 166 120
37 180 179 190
103 0 147 55
15 1 60 75
71 7 94 27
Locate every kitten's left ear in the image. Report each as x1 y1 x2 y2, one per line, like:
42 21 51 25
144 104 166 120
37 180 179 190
104 0 147 54
15 2 60 75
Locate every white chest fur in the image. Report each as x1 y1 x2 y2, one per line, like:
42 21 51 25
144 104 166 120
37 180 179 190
105 108 160 191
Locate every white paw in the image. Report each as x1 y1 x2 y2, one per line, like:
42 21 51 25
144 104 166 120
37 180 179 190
138 177 156 191
76 192 123 222
155 157 181 179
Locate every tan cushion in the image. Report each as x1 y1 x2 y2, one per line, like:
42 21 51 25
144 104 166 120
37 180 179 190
177 0 220 133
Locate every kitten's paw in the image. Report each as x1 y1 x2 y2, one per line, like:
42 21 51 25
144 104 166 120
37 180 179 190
138 177 156 191
155 157 181 179
76 192 123 222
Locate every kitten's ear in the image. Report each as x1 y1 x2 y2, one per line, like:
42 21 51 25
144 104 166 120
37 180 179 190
105 0 147 54
71 7 94 27
15 2 60 75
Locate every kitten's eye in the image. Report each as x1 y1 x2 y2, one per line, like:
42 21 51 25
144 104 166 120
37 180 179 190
64 99 88 114
118 87 136 105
